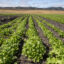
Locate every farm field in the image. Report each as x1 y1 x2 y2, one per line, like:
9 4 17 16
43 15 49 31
0 9 64 14
0 14 64 64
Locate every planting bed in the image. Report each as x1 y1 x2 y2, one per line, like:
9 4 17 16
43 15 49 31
0 14 64 64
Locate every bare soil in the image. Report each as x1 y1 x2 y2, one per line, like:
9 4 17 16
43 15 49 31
0 16 18 25
16 17 50 64
41 17 64 31
16 17 34 64
37 16 64 42
43 23 64 42
1 15 63 64
33 19 50 64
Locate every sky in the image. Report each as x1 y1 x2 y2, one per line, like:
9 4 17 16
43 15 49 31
0 0 64 8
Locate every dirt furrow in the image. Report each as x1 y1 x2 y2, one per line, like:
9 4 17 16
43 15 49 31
32 17 50 64
40 16 64 31
0 16 18 25
37 16 64 42
17 16 32 64
43 23 64 42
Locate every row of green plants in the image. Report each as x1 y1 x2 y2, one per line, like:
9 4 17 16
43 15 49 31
0 17 27 64
34 16 64 64
0 16 24 37
41 15 64 24
38 16 64 38
0 17 25 46
22 16 46 62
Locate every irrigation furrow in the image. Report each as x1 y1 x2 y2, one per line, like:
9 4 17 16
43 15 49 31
20 16 46 64
43 23 64 42
34 16 64 64
36 16 64 42
33 17 50 64
0 17 25 46
16 16 29 64
0 17 28 64
40 17 64 31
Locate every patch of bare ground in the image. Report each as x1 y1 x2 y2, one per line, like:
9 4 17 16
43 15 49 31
0 16 18 25
41 17 64 31
32 17 50 64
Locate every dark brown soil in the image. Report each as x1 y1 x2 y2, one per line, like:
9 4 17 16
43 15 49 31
32 17 50 64
41 17 64 31
0 16 18 25
17 55 35 64
16 16 34 64
26 16 29 29
7 17 27 64
38 16 64 42
11 16 64 64
43 23 64 42
16 16 50 64
33 18 50 47
12 39 24 64
1 17 25 41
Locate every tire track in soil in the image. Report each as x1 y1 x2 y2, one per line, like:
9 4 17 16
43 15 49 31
38 16 64 42
40 16 64 31
32 17 50 64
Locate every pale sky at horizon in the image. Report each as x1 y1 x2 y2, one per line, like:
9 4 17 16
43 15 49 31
0 0 64 8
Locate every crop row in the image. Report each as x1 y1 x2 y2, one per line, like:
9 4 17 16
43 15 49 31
40 15 64 24
22 16 46 62
34 16 64 64
0 17 22 30
0 16 25 46
0 17 27 64
37 16 64 38
0 15 64 64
